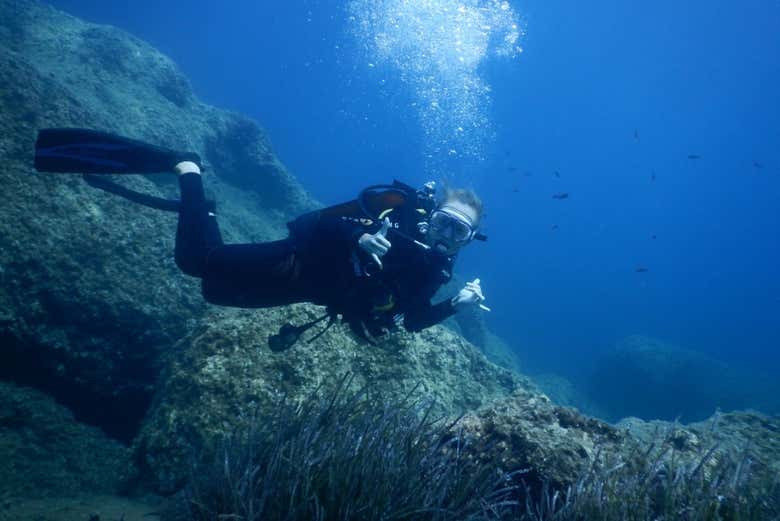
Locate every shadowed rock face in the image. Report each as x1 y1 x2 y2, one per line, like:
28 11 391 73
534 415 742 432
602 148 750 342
0 381 135 499
0 0 314 442
588 335 776 423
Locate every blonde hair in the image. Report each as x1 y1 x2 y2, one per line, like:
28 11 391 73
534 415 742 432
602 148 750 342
441 187 484 225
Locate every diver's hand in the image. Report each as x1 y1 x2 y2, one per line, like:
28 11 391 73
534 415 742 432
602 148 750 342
358 218 391 269
174 161 201 175
452 278 490 311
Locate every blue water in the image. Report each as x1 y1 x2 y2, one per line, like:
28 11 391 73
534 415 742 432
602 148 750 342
49 0 780 414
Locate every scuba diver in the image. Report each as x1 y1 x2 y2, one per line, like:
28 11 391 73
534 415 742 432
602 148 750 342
34 128 489 350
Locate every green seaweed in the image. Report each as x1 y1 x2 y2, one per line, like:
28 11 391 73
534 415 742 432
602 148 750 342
166 374 515 521
513 424 780 521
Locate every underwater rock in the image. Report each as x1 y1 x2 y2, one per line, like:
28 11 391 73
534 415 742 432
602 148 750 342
0 0 314 442
204 113 312 214
619 410 780 482
689 411 780 478
453 302 488 348
531 372 606 418
454 393 779 497
0 381 135 500
588 334 773 422
135 305 532 493
483 331 524 374
436 274 527 376
438 275 489 349
457 389 625 491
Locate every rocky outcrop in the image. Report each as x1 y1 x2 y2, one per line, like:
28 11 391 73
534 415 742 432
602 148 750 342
0 381 134 500
588 335 777 422
620 411 780 480
456 393 780 498
531 373 606 418
135 305 532 492
438 275 524 374
0 0 314 441
457 390 625 491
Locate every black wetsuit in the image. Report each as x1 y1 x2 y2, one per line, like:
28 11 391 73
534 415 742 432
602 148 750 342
174 174 457 337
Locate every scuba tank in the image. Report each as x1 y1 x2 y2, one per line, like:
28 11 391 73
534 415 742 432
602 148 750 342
287 179 437 246
271 180 438 350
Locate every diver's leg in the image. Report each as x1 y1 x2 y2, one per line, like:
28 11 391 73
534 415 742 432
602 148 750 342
172 163 312 308
200 239 310 308
174 170 224 277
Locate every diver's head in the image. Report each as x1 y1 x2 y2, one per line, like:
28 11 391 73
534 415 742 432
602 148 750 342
425 187 483 255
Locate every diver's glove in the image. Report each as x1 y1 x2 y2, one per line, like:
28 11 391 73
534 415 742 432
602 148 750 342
358 217 391 269
452 278 491 312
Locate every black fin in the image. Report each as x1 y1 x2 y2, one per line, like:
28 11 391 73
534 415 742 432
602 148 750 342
34 128 200 174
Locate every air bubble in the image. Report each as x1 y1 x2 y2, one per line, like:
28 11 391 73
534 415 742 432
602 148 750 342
348 0 523 174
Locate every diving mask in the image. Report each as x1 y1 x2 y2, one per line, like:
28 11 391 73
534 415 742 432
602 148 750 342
428 208 476 244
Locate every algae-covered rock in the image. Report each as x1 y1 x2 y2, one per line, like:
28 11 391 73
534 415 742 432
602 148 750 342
0 381 135 500
620 410 780 481
457 389 625 490
439 278 524 374
689 411 780 478
588 335 775 422
482 331 524 374
0 0 315 440
454 391 778 494
531 372 606 418
135 304 532 492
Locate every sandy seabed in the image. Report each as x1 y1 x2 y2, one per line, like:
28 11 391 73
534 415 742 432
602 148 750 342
0 494 163 521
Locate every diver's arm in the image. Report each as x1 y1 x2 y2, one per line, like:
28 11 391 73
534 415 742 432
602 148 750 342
403 274 457 332
403 297 458 332
401 259 460 331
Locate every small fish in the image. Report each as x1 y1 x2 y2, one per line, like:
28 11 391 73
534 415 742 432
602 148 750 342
512 187 519 193
635 267 649 273
634 129 640 142
552 193 569 200
551 224 559 230
523 171 533 177
651 234 657 240
554 170 560 178
651 171 656 181
688 154 701 160
507 166 518 172
753 161 764 169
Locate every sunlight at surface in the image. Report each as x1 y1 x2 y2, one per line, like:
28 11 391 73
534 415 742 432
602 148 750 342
347 0 523 173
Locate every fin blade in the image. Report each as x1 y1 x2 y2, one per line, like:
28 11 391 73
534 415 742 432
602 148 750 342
34 128 200 174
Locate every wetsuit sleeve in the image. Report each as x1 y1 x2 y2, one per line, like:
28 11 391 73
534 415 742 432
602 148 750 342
403 298 457 332
402 276 458 332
